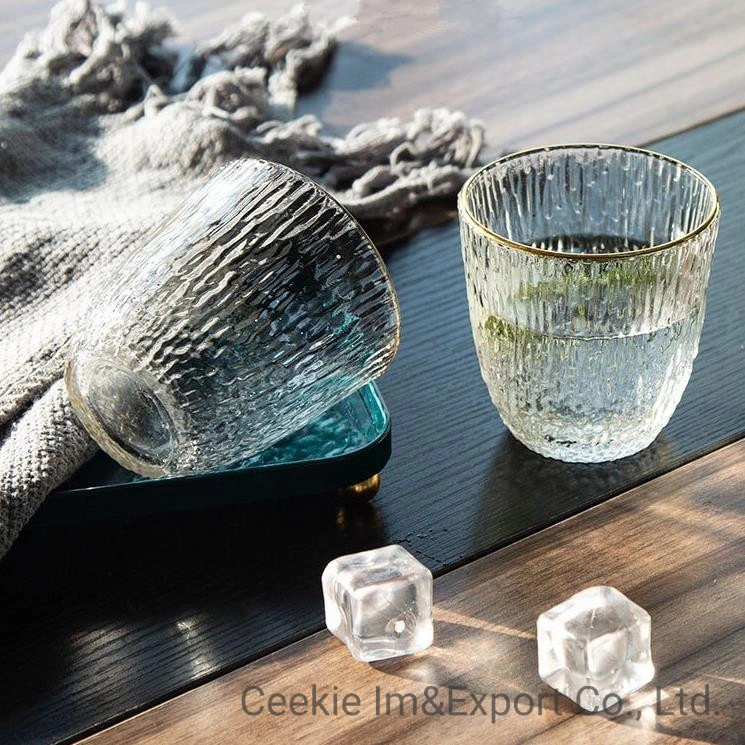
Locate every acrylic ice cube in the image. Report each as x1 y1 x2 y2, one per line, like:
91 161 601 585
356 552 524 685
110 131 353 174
537 586 654 711
322 544 433 662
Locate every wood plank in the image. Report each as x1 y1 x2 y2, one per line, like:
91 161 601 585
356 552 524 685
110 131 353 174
2 0 745 154
80 438 745 745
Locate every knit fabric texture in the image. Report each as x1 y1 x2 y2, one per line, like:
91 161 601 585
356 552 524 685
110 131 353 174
0 0 483 559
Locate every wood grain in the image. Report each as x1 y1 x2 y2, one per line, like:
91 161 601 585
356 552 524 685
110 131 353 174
2 0 745 154
80 439 745 745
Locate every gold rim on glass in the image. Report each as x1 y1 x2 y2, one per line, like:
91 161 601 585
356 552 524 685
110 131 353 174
458 143 721 261
287 159 402 355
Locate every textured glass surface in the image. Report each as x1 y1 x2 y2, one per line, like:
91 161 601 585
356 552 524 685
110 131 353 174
58 383 389 489
537 586 654 711
322 545 433 662
66 159 400 477
241 381 388 468
459 145 719 462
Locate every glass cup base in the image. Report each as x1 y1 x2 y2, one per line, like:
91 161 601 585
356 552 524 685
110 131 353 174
65 353 177 477
498 410 666 463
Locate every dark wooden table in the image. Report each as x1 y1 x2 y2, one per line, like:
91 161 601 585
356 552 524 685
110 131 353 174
83 440 745 745
1 2 745 744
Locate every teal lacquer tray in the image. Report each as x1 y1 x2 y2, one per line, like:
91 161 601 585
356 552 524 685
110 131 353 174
33 383 390 525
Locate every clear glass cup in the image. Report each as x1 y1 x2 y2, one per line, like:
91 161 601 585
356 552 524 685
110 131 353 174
65 159 400 477
458 144 720 462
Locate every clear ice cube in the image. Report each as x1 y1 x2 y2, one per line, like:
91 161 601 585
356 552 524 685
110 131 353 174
322 544 433 662
537 586 654 711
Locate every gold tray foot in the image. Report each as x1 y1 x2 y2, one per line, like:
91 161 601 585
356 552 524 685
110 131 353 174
337 474 380 502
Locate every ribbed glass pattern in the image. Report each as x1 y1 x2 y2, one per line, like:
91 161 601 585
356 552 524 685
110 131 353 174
66 159 400 476
459 145 719 462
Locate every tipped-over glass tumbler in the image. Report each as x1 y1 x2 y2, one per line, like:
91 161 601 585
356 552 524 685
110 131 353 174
65 159 400 477
459 144 719 462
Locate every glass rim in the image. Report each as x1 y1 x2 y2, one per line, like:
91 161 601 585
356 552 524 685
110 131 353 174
187 157 401 352
271 158 402 349
458 143 721 261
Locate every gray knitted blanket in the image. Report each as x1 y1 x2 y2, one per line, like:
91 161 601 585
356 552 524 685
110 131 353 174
0 0 483 559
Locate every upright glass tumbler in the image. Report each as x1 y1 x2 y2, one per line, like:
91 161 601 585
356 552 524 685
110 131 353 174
458 145 719 462
65 159 400 477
